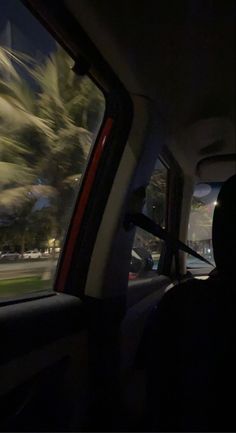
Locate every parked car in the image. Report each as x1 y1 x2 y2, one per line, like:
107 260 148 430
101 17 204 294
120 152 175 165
41 251 52 259
129 247 154 280
0 252 20 261
23 249 42 259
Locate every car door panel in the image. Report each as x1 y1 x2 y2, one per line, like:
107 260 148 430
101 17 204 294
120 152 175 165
119 276 173 429
0 295 84 364
0 295 90 431
0 357 70 431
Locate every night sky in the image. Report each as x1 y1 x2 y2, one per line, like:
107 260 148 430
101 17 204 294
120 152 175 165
0 0 55 57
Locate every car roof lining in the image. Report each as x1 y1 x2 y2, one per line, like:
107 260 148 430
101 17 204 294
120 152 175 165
196 154 236 182
66 2 234 117
168 117 235 180
65 0 235 180
27 0 235 182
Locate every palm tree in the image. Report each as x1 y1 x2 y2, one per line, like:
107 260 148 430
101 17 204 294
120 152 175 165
29 46 105 246
0 46 56 252
0 46 55 198
0 44 104 253
146 169 167 227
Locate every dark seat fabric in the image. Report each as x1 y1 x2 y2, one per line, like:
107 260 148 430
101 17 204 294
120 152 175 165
139 174 236 432
212 173 236 278
139 276 236 431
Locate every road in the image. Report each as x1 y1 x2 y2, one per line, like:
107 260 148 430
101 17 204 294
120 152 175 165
0 259 57 280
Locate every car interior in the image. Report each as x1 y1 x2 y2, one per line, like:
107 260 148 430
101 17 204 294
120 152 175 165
0 0 235 431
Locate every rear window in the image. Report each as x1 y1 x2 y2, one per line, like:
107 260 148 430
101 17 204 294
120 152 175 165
187 182 221 269
0 0 105 298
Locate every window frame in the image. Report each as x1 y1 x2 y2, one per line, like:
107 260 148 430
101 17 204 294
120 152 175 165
186 181 220 276
0 0 133 304
128 154 169 281
23 0 133 298
128 148 184 281
160 148 184 276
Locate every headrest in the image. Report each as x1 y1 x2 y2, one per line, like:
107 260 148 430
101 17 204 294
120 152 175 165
212 174 236 277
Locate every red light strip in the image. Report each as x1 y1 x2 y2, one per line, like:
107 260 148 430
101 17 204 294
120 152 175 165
56 117 114 292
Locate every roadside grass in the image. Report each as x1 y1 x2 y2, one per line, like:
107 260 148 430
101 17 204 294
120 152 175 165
0 276 52 298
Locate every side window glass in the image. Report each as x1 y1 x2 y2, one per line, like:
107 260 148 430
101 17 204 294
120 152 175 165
187 182 221 269
0 1 105 299
129 159 168 281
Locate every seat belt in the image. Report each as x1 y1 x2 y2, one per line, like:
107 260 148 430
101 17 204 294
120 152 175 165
124 212 214 267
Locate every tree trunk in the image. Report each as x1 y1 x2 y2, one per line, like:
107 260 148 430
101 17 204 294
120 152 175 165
21 229 26 257
52 238 56 259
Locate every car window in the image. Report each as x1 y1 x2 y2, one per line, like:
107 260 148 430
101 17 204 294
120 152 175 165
0 0 105 299
129 158 168 281
187 182 221 269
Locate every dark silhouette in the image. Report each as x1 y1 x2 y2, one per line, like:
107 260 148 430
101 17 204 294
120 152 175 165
138 174 236 431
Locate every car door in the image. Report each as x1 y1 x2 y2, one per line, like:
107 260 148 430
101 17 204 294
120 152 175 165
0 1 132 431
